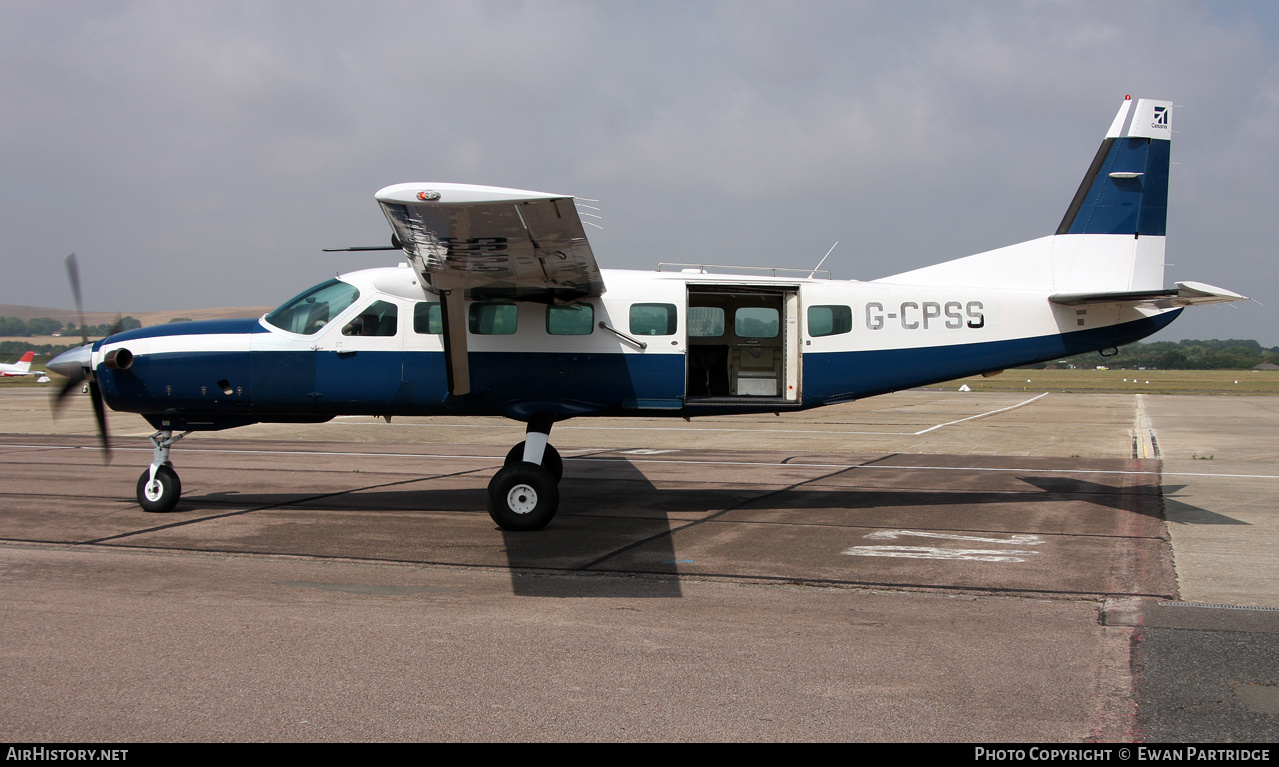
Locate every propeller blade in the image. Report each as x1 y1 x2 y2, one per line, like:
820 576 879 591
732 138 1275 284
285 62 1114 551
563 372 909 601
88 380 111 463
51 369 87 413
55 254 111 461
65 253 88 347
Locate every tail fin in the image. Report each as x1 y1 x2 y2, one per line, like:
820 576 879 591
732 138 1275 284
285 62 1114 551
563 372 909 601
15 351 33 372
876 95 1173 293
1057 96 1172 237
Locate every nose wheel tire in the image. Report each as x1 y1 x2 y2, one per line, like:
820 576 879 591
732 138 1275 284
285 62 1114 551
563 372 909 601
487 463 559 531
136 465 181 513
503 442 563 483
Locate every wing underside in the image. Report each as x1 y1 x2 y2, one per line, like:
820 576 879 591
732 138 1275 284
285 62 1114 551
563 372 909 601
374 183 606 397
376 183 605 301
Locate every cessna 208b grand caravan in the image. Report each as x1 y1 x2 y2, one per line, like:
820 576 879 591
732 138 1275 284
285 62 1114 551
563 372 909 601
49 95 1243 530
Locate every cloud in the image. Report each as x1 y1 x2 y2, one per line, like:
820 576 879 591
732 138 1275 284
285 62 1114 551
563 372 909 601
0 0 1274 343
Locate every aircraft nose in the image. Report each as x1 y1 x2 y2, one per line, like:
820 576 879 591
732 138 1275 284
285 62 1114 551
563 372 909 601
47 343 92 378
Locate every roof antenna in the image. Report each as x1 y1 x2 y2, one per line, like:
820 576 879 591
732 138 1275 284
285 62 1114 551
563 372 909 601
809 241 838 279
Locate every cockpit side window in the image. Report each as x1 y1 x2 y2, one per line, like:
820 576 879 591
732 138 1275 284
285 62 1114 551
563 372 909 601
342 300 398 337
265 279 361 335
414 302 443 334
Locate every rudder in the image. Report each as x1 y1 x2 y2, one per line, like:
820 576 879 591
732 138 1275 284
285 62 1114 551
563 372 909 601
1057 96 1172 237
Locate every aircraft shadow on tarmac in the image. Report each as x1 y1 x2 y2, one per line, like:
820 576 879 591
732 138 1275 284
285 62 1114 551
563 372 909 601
1017 477 1244 524
1158 489 1250 526
145 458 1245 599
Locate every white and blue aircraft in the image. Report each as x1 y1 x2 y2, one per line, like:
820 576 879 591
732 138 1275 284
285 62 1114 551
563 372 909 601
48 96 1243 530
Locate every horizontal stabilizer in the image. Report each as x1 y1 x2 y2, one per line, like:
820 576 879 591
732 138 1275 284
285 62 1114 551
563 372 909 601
1050 281 1246 308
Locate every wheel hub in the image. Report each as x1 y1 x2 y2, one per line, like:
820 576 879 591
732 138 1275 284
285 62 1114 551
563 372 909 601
506 483 538 514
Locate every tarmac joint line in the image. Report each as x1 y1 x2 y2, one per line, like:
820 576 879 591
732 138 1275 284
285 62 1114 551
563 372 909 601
78 465 497 546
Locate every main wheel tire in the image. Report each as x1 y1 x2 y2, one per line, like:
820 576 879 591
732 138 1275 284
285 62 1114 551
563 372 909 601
504 441 563 483
486 463 559 531
136 464 181 513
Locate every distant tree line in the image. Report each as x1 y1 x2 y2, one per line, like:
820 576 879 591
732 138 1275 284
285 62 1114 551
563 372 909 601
0 316 142 338
0 341 78 355
0 316 64 336
1024 339 1279 370
67 317 143 336
0 316 144 356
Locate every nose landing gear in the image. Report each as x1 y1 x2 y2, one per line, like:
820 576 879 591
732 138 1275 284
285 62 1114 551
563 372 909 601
136 430 190 513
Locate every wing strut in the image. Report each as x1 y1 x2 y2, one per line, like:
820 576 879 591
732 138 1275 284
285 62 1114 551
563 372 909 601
438 285 471 396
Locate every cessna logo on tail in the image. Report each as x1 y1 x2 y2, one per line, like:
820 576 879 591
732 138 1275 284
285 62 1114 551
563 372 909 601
1153 105 1169 128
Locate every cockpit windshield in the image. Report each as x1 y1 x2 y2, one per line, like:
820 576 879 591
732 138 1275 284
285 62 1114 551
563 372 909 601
264 279 361 335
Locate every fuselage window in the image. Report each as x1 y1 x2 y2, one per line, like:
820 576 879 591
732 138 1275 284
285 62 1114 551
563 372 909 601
342 300 398 337
629 303 677 336
734 307 779 338
469 302 518 335
547 304 594 335
807 305 853 337
688 306 725 337
264 278 360 335
414 302 443 334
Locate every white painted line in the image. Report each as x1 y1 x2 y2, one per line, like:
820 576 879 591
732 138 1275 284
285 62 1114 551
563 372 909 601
843 545 1040 563
911 393 1049 434
864 530 1043 545
1160 470 1279 480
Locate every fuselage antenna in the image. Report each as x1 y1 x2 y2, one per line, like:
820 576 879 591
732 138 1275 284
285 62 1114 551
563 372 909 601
809 241 838 279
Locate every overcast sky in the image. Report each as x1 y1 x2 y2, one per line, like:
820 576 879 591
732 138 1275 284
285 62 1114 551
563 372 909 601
2 0 1275 344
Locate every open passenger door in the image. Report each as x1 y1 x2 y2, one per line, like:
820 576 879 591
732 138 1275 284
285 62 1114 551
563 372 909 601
685 284 800 403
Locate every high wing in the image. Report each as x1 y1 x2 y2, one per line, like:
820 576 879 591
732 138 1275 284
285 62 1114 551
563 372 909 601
375 183 606 396
376 183 605 301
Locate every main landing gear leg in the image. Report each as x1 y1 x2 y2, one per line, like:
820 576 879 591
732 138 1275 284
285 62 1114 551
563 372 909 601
488 415 560 531
136 430 190 513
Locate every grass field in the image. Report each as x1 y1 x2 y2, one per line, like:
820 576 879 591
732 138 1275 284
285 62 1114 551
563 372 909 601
943 368 1279 395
